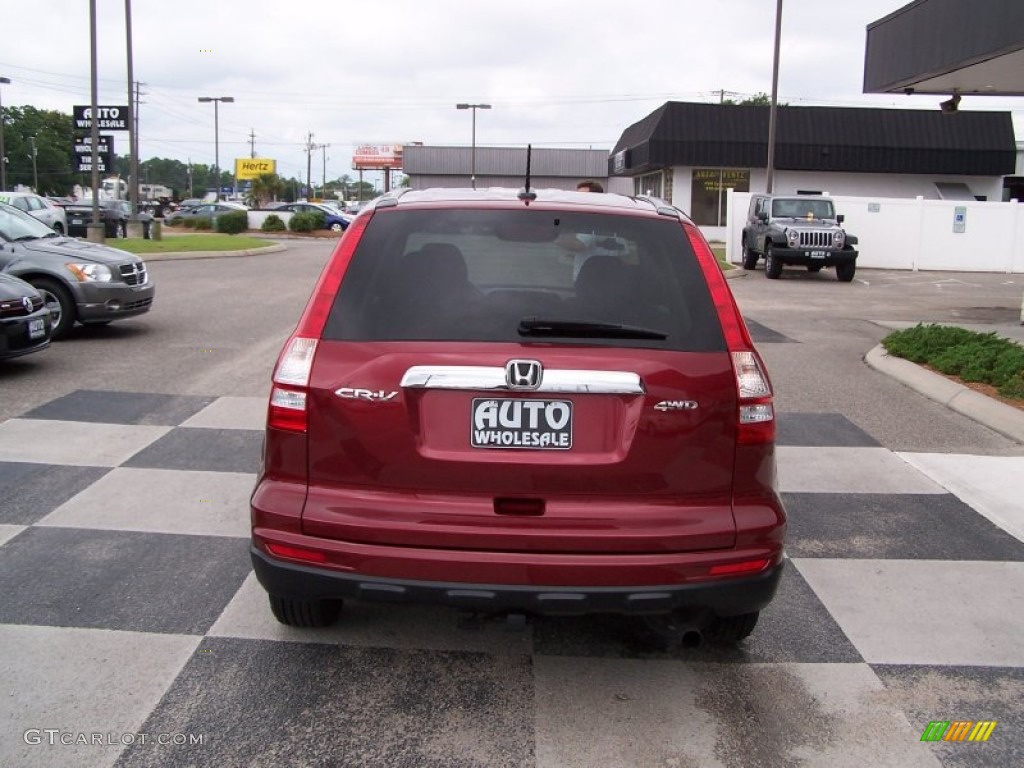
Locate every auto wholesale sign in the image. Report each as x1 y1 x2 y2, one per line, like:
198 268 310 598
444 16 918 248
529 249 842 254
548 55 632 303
73 105 131 131
73 135 114 173
234 158 277 180
352 144 403 170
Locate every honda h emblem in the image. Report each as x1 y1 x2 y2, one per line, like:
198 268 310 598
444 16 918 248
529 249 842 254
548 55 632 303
505 359 542 390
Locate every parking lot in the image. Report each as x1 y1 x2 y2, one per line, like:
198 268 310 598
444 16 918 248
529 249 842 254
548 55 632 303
1 241 1022 767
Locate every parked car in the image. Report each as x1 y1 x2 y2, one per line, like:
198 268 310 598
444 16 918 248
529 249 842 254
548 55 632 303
741 194 859 281
0 273 52 360
250 187 786 647
0 192 68 235
275 202 350 231
0 201 155 338
164 202 247 226
60 198 137 239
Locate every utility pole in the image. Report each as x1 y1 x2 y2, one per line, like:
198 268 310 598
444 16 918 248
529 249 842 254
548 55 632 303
321 143 330 200
0 76 10 191
766 0 783 193
249 129 256 158
305 131 315 200
187 157 192 198
28 136 38 191
125 0 139 231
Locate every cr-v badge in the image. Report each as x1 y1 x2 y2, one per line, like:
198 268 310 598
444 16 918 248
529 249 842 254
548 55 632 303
335 388 398 402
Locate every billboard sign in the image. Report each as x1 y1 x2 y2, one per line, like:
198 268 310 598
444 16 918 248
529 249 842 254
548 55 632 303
353 144 403 170
235 158 277 180
73 105 131 131
73 135 114 173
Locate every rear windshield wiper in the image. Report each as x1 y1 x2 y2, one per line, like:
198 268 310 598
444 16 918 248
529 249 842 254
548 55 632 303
518 318 667 340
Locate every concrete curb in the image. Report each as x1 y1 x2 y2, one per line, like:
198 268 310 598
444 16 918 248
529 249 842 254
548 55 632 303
139 243 287 261
865 344 1024 444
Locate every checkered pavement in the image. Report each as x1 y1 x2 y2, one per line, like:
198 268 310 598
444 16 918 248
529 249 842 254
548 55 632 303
1 385 1022 768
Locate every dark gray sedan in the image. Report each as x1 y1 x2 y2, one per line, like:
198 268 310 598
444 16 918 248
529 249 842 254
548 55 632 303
0 273 52 359
0 202 155 339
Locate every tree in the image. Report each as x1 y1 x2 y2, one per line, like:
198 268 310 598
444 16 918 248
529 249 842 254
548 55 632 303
248 172 285 208
1 106 77 194
722 92 784 107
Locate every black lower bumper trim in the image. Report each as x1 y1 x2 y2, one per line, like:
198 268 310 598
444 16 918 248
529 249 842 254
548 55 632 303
250 547 785 618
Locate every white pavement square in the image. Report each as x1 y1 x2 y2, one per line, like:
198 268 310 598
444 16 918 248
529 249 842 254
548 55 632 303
0 419 169 467
777 447 948 494
899 453 1024 543
794 558 1024 666
0 624 200 768
180 397 267 431
36 467 254 539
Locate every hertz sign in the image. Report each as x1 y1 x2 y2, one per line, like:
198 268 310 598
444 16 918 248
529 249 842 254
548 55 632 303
235 158 276 180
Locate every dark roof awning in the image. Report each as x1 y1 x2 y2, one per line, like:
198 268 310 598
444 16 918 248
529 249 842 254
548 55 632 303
864 0 1024 96
610 101 1016 176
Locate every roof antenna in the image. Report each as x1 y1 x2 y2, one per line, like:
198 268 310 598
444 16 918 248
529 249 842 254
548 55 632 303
518 144 536 205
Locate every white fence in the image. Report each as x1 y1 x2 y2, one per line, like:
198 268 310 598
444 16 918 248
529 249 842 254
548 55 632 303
725 191 1024 273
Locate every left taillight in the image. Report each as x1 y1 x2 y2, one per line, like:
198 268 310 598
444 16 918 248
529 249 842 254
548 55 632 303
268 337 318 432
682 220 776 445
266 214 372 433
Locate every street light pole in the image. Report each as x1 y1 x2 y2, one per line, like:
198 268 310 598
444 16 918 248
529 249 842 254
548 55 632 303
198 96 233 201
456 103 491 189
0 76 10 191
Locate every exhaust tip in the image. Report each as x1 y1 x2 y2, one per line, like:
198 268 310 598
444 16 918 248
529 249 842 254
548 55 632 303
681 630 703 649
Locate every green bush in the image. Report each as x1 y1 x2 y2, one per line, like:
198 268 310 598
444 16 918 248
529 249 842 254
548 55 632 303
194 217 212 231
261 214 286 232
216 210 249 235
289 212 317 232
882 323 1024 399
308 210 326 230
181 218 198 229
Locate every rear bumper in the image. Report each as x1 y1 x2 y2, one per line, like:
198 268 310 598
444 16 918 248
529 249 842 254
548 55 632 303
250 542 784 618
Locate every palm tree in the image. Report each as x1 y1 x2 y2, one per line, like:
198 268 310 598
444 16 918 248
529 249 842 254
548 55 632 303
248 173 285 208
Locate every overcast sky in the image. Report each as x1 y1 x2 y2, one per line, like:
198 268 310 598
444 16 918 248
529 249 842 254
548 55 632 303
2 0 1021 187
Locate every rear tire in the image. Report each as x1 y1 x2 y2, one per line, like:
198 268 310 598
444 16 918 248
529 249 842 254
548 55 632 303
764 246 782 279
707 612 759 644
268 594 342 627
742 241 759 270
836 261 856 282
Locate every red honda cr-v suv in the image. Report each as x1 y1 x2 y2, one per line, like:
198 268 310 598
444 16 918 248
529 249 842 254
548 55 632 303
251 187 786 646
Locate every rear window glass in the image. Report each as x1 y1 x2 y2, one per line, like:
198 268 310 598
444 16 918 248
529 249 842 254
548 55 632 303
322 208 725 352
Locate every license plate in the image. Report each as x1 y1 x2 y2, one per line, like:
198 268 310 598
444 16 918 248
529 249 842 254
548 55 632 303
72 218 83 225
28 318 46 339
809 250 827 259
471 398 573 450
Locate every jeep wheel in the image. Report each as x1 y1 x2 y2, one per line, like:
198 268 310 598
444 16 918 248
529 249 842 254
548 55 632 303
742 245 759 270
836 262 856 282
764 246 782 279
268 594 342 627
806 265 823 273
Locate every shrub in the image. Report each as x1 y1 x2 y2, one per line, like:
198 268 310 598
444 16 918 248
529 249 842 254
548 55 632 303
216 210 249 235
194 217 212 231
181 218 198 229
882 323 1024 400
289 212 317 232
308 210 326 230
261 214 286 232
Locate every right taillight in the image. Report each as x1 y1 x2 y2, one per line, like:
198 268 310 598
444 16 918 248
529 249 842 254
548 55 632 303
681 221 776 445
732 350 775 444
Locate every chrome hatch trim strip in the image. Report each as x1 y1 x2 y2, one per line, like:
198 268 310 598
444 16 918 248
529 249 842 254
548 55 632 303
400 366 644 394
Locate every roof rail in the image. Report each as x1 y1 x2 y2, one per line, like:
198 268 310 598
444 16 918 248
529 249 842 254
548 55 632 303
375 188 412 209
634 195 681 219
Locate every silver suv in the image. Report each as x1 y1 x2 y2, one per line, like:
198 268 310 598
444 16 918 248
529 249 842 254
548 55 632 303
741 194 858 281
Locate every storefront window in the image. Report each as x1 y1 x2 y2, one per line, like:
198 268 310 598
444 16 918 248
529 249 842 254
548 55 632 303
690 169 750 226
634 172 664 199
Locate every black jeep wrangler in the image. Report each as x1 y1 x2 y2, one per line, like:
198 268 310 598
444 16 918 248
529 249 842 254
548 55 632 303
741 194 858 281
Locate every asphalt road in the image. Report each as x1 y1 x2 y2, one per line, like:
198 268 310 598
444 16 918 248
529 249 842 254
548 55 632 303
1 245 1022 767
